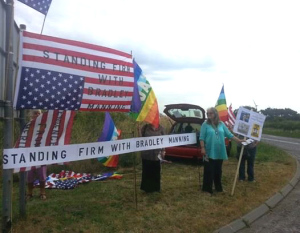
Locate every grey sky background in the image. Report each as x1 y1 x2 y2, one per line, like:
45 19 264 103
14 0 300 113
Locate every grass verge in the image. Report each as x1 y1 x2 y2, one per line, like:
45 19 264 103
264 128 300 138
0 142 296 233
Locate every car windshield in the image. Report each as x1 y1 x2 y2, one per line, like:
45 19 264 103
167 108 204 120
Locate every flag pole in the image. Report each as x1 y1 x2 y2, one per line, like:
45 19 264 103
18 24 27 218
133 127 138 210
40 15 47 34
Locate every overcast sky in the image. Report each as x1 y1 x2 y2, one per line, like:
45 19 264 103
14 0 300 114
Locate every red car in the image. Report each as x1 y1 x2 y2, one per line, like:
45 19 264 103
164 103 231 160
164 104 206 160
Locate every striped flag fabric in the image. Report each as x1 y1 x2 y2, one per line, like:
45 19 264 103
18 0 53 15
13 31 134 112
97 112 120 167
130 60 159 128
227 104 236 127
215 85 229 123
13 110 76 173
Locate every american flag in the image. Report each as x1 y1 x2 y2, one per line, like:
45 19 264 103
13 110 75 173
18 0 52 15
227 104 236 127
14 31 134 112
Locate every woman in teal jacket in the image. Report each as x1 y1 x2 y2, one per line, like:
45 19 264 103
200 107 243 195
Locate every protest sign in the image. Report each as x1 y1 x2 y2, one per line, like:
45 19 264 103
233 107 266 141
3 133 196 170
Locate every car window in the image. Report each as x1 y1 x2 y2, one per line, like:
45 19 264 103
171 123 201 134
168 108 204 120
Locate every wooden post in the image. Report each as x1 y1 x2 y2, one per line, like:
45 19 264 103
132 130 138 210
231 144 245 196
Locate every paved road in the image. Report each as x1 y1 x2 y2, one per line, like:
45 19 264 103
238 134 300 233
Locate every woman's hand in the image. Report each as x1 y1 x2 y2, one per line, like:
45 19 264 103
239 138 246 144
201 147 206 155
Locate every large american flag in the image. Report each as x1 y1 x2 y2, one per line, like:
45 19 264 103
14 31 134 112
18 0 52 15
13 110 75 173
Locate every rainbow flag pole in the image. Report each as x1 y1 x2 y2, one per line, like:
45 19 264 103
215 85 229 123
130 59 159 128
97 112 120 167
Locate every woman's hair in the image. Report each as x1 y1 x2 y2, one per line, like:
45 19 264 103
206 107 220 126
28 109 42 119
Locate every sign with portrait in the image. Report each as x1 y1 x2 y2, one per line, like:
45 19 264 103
233 107 266 141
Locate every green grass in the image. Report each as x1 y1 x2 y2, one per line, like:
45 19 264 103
0 142 296 233
264 128 300 138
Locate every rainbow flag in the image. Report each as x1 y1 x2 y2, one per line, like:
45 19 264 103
130 60 159 128
97 112 120 167
215 85 229 122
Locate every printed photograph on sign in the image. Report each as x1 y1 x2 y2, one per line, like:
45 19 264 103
237 122 250 135
251 124 260 138
240 111 250 123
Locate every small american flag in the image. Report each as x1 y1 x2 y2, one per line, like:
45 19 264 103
18 0 52 15
227 104 236 127
14 31 134 112
13 110 75 173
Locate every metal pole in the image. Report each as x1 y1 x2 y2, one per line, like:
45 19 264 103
2 0 15 232
2 101 14 233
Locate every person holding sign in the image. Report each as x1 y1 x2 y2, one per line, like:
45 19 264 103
26 109 48 201
200 107 244 195
140 123 166 193
236 138 259 182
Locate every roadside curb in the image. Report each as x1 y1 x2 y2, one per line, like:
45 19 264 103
214 155 300 233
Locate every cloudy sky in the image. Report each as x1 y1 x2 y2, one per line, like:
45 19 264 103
14 0 300 114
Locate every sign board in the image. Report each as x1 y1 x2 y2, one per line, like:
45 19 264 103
233 107 266 141
3 133 196 170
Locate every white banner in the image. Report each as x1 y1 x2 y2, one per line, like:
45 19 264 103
3 133 196 170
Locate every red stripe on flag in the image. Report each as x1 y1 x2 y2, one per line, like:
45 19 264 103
64 111 76 145
84 77 134 87
13 110 76 173
79 108 129 112
23 43 134 68
23 31 132 58
23 55 134 77
45 110 59 146
25 120 35 147
80 99 132 105
83 88 133 96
